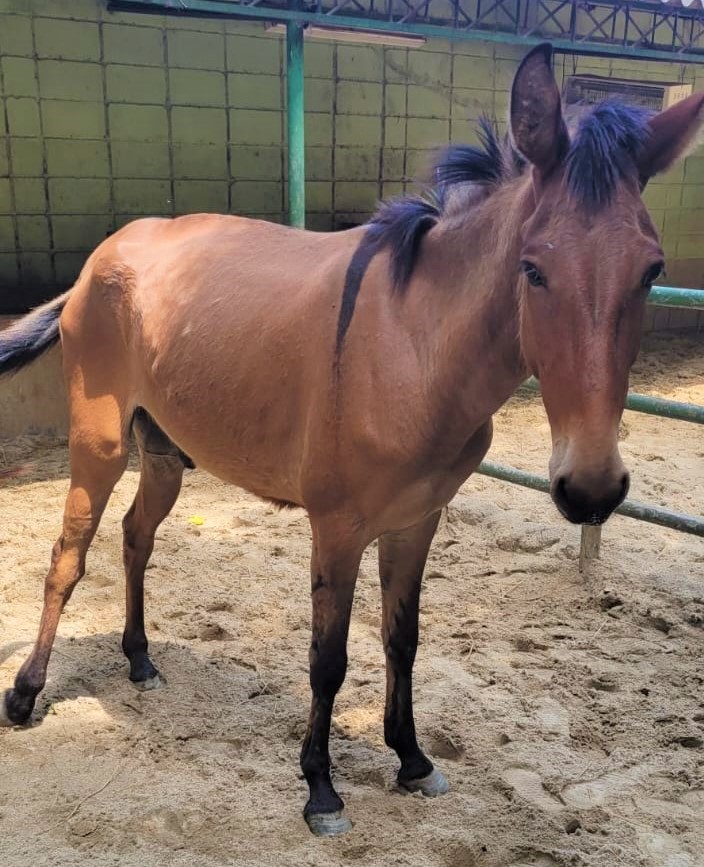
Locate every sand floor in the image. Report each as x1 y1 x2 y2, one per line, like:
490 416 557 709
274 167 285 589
0 332 703 867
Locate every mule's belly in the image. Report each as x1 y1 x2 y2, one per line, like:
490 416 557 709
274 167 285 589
143 393 304 501
135 338 315 503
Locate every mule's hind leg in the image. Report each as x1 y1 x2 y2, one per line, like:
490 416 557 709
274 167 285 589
1 424 129 726
378 511 448 796
122 409 185 689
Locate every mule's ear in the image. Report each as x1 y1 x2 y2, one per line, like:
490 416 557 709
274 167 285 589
638 91 704 183
510 43 569 177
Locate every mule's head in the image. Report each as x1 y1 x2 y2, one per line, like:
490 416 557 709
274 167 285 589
510 44 704 525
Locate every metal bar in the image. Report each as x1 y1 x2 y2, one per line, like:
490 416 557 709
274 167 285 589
286 0 306 228
467 0 510 29
579 5 619 43
648 285 704 309
623 392 704 424
478 460 550 492
521 378 704 425
477 460 704 537
523 0 569 38
110 1 704 62
121 0 704 25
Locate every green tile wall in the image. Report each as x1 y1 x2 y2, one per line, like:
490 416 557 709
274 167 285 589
0 0 702 318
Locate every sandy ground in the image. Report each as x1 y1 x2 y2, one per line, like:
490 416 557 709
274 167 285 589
0 332 703 867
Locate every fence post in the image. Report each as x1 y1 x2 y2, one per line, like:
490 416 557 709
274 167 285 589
579 525 602 572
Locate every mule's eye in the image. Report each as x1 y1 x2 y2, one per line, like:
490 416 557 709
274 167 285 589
641 262 664 289
521 261 546 288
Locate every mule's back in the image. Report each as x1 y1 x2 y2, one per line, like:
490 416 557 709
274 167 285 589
62 214 362 502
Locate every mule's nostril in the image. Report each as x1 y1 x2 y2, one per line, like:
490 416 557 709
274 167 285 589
553 475 570 513
552 471 628 525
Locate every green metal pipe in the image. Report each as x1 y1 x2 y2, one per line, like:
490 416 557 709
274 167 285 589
286 0 305 228
521 378 704 425
648 285 704 308
477 460 704 537
111 1 704 64
620 391 704 424
478 460 551 493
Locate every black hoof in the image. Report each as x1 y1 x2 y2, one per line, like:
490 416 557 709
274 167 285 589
399 767 449 797
0 688 35 727
305 811 353 836
128 653 162 689
130 672 164 692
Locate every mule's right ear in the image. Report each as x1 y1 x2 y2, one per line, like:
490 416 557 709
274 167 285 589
637 90 704 183
510 43 569 178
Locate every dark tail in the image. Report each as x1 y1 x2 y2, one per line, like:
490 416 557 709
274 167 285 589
0 292 70 377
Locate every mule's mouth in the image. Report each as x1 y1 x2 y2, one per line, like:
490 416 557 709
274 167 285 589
551 473 630 525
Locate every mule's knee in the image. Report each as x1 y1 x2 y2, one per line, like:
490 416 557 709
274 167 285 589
309 639 347 698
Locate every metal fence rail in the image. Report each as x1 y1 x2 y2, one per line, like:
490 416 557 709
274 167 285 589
521 379 704 424
647 286 704 308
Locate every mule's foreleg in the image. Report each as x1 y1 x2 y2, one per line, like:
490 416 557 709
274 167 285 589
378 511 448 796
122 456 183 689
1 445 128 726
300 519 364 837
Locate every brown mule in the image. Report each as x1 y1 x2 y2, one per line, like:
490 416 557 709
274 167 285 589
1 44 702 835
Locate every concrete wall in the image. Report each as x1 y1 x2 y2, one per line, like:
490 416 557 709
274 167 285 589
0 316 67 438
0 0 703 315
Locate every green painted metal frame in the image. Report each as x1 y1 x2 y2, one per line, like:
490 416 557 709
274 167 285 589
522 379 704 424
113 0 704 62
286 0 306 228
623 391 704 423
648 285 704 309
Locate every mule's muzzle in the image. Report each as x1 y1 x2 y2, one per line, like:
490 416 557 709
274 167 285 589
551 471 629 525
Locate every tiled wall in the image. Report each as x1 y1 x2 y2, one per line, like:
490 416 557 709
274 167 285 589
0 0 702 319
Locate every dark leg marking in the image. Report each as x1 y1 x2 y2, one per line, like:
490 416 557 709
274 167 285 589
379 512 448 795
122 410 184 688
300 526 363 836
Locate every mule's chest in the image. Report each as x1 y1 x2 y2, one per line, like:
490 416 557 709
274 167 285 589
360 420 495 534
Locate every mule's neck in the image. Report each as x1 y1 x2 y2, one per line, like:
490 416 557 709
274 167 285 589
406 178 534 429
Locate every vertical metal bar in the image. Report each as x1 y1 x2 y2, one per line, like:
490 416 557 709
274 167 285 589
569 0 576 41
286 1 306 228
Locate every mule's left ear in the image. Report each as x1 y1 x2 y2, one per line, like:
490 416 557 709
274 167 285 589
510 43 569 178
638 91 704 183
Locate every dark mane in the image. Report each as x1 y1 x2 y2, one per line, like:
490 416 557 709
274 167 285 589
334 102 652 355
565 100 652 207
366 197 440 290
434 116 526 191
363 117 522 296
